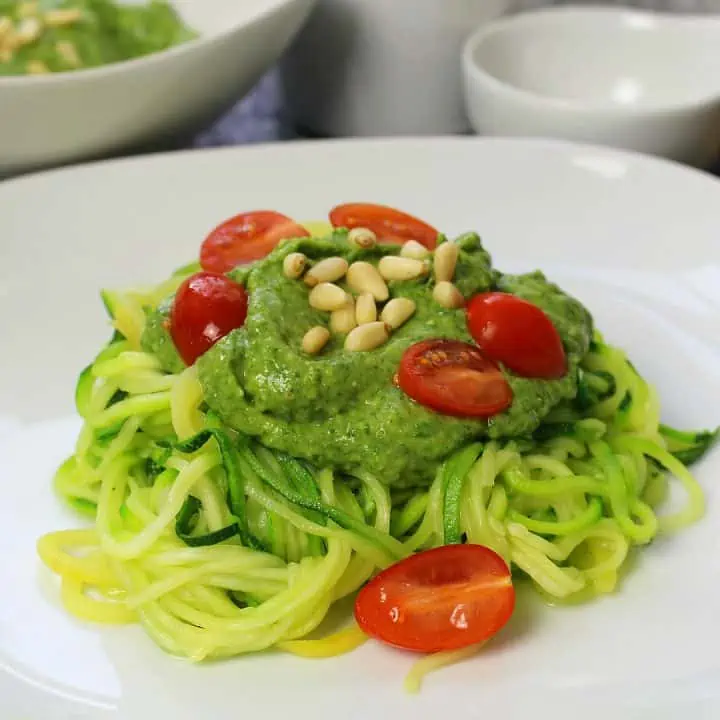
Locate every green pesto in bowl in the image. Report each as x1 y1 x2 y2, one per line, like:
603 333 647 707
0 0 196 75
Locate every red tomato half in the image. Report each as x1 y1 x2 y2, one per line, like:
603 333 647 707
466 293 567 379
329 203 439 249
170 272 248 365
355 544 515 653
200 211 310 273
397 339 512 418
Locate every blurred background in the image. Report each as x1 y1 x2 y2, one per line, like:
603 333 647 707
2 0 720 174
198 0 720 153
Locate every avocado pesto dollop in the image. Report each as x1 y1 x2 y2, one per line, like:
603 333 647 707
142 231 593 487
0 0 195 76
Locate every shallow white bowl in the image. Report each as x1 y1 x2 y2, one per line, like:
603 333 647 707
462 7 720 167
0 0 315 175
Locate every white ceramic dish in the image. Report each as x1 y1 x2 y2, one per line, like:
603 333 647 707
0 0 315 176
280 0 511 137
1 137 720 719
462 7 720 167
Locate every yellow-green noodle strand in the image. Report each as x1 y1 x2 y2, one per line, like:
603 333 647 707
39 287 714 678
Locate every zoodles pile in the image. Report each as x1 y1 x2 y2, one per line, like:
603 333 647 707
38 227 716 685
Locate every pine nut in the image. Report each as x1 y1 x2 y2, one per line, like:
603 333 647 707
348 227 377 250
302 326 330 355
18 2 38 18
433 242 459 283
400 240 430 260
330 300 357 334
0 17 12 40
381 297 416 330
26 59 48 74
309 282 350 312
56 40 81 67
15 17 40 45
345 322 389 352
283 252 308 280
355 293 377 325
433 281 465 309
304 256 349 287
378 256 429 282
346 261 389 302
44 8 83 27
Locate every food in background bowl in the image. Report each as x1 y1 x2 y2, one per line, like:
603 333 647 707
0 0 196 75
0 0 317 175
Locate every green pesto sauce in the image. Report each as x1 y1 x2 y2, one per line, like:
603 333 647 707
0 0 195 76
143 301 184 375
143 231 594 488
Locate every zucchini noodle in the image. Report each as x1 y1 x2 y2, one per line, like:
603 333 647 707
39 281 715 686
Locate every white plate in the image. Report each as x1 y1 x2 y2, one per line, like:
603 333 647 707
1 138 719 720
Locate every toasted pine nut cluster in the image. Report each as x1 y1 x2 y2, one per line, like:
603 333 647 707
284 229 463 356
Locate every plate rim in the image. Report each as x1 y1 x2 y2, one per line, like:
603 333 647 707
3 135 719 195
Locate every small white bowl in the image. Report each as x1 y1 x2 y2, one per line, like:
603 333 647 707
0 0 315 175
462 7 720 167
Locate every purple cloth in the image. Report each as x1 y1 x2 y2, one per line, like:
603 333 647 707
193 73 289 147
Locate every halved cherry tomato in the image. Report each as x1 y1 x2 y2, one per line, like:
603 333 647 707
329 203 439 249
355 544 515 653
466 293 566 379
170 272 248 365
397 339 512 418
200 210 310 273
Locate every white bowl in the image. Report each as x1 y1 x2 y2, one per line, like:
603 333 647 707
280 0 512 137
0 0 316 175
462 7 720 167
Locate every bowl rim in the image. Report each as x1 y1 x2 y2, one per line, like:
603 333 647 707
0 0 311 88
462 5 720 118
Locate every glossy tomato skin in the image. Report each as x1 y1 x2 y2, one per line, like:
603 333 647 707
397 339 512 418
200 210 309 273
329 203 439 249
170 272 248 365
355 545 515 653
466 293 567 379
